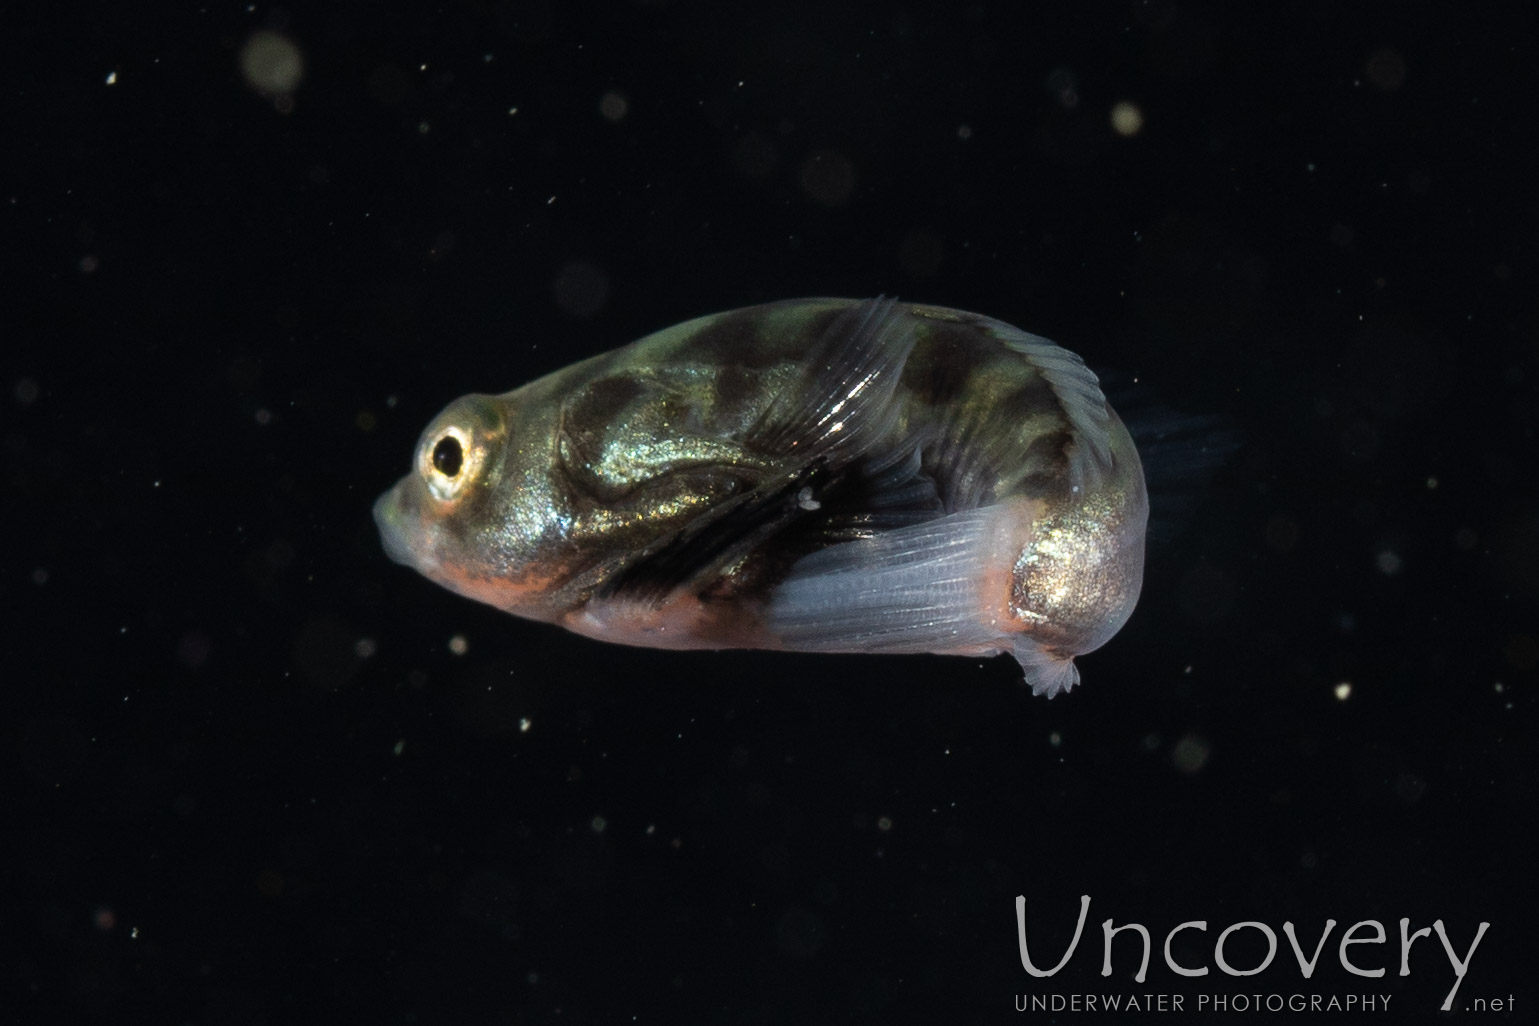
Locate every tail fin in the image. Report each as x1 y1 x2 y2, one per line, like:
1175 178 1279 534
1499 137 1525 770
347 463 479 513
1013 639 1080 698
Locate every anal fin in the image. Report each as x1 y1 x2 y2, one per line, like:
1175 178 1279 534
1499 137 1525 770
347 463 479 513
767 507 1009 658
768 502 1085 697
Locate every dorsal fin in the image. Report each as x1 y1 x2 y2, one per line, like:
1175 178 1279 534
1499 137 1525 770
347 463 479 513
996 326 1113 492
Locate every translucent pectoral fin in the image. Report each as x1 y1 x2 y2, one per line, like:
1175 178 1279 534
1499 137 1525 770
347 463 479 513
748 296 917 466
600 432 946 609
767 507 1009 657
600 468 816 605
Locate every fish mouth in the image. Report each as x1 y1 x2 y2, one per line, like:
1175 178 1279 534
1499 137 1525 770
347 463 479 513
373 486 420 568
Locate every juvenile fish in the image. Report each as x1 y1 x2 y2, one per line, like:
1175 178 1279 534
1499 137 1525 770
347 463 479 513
374 298 1147 696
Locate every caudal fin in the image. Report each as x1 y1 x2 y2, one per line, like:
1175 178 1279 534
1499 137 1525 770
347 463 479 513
1012 638 1080 698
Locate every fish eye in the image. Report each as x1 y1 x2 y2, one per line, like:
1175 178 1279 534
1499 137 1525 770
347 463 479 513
420 424 481 503
432 436 463 477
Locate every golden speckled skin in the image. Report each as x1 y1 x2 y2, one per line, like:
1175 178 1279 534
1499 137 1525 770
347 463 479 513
375 298 1147 694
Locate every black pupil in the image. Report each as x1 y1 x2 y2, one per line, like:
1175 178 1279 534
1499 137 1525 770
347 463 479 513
432 436 464 477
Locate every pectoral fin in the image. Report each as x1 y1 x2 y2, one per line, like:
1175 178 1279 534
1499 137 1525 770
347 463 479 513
600 297 926 605
602 440 945 605
748 296 917 467
598 466 821 604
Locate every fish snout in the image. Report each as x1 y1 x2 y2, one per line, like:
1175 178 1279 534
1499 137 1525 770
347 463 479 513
373 486 420 568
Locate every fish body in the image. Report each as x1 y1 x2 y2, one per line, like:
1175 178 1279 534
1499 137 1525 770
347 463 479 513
374 298 1147 696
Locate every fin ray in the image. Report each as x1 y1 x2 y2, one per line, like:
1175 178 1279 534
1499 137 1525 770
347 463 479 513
995 325 1113 492
748 296 916 467
1012 638 1080 698
767 507 1008 655
599 468 816 604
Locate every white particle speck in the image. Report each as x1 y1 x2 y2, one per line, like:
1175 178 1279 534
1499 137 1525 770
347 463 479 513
240 31 304 97
393 739 405 756
590 815 607 834
448 634 468 656
519 717 532 733
1376 550 1402 575
105 71 118 86
1110 100 1144 136
1171 734 1211 773
1334 681 1352 701
598 90 629 122
876 815 893 831
355 638 377 658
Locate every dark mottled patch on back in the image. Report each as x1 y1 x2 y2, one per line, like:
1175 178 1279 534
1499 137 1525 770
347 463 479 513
673 305 813 371
1015 470 1062 499
1020 428 1072 472
906 334 972 407
798 304 853 341
713 362 760 417
563 374 647 428
999 376 1063 422
669 309 760 368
